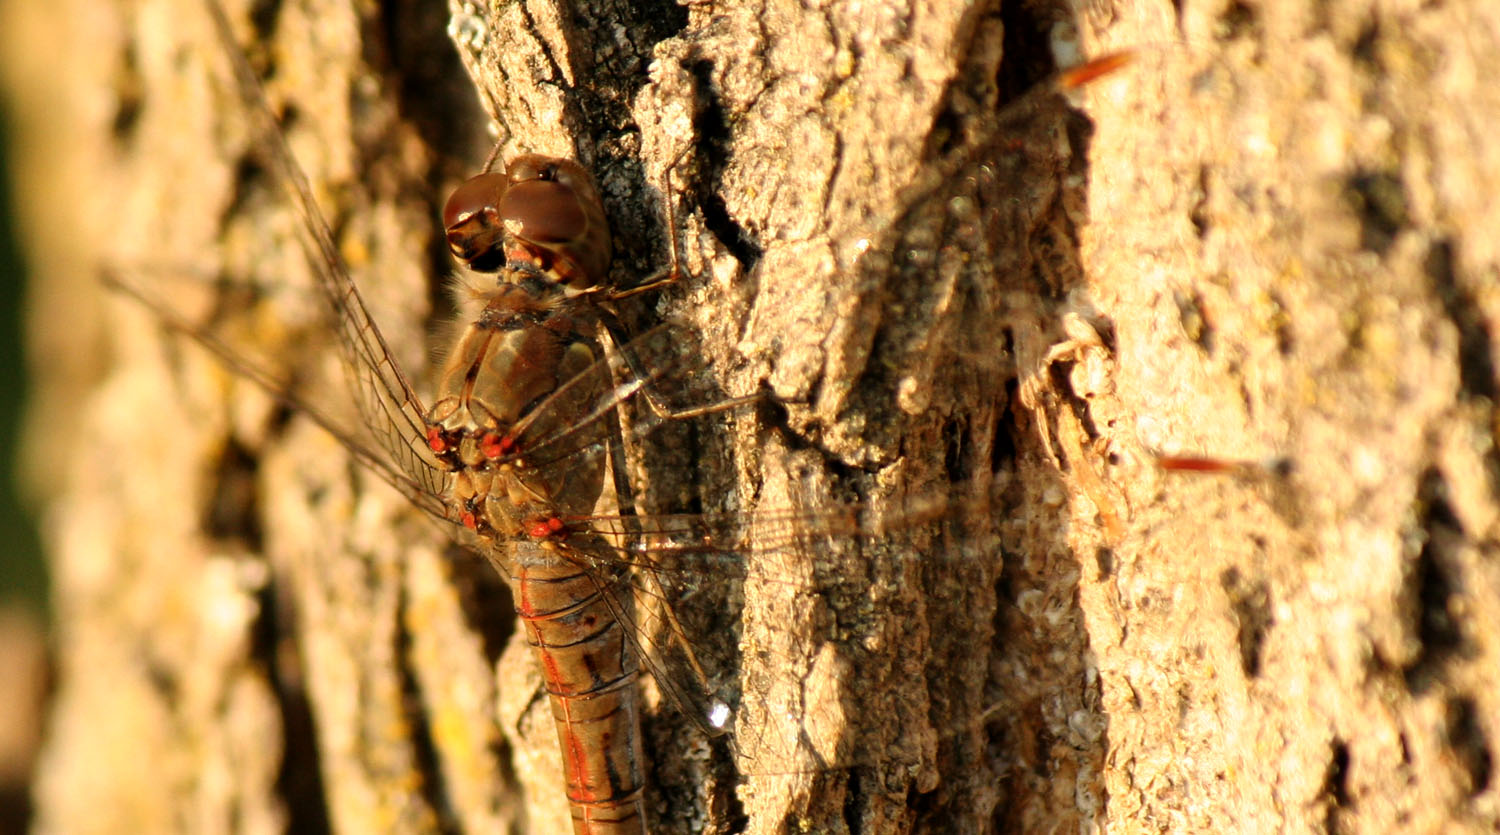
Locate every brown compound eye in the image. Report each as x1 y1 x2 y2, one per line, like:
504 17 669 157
497 177 588 246
442 172 510 271
499 156 590 244
505 155 545 185
506 154 612 288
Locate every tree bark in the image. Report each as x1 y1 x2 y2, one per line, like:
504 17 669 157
9 0 1500 832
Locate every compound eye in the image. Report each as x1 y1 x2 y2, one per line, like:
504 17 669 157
505 155 546 185
442 172 508 231
498 178 587 245
447 154 610 284
547 164 587 192
443 172 511 268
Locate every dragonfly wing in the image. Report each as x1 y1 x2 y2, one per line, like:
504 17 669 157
103 269 458 527
203 0 447 498
557 479 991 753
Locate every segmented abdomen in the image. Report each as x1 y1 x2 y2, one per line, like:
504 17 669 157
504 541 646 835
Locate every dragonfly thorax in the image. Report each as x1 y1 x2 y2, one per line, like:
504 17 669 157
427 275 614 543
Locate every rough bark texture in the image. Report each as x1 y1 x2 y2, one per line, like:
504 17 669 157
7 0 1500 832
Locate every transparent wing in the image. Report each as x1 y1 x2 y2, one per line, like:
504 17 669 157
203 0 446 499
103 269 456 526
550 471 994 745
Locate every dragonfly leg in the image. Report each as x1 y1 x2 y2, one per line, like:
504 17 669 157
597 310 760 421
597 144 761 422
606 142 699 302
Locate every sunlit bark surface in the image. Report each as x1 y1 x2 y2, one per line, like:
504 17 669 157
6 0 1500 832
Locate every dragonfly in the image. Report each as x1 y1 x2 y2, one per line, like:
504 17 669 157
112 0 1149 831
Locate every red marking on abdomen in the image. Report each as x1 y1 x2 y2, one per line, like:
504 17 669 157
563 719 596 802
515 566 534 616
538 645 562 686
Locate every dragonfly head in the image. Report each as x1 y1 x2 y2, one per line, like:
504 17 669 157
443 155 612 291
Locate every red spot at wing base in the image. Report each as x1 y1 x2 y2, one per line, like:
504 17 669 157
480 433 502 458
480 432 517 459
527 516 566 539
426 427 446 453
461 511 477 530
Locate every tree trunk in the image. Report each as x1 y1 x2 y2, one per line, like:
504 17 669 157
8 0 1499 832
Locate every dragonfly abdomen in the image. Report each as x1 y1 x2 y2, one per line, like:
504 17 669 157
507 541 647 835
